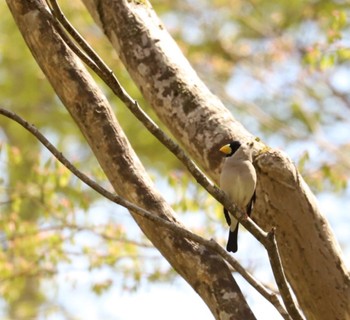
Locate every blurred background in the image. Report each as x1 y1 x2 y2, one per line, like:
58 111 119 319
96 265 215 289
0 0 349 319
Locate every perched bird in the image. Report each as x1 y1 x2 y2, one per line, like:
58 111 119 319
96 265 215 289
219 140 257 252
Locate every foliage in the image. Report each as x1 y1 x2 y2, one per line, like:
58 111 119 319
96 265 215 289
0 0 349 318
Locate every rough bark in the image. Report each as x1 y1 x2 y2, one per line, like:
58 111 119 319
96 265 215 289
6 0 257 319
81 1 350 319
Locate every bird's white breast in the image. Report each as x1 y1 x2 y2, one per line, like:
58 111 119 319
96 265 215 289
220 159 256 209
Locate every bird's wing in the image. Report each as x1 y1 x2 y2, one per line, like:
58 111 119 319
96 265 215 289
246 190 256 216
223 208 231 226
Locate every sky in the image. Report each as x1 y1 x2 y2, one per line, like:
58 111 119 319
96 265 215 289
34 187 349 320
1 2 349 319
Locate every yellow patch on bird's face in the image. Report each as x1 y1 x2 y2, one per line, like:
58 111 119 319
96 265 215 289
219 144 232 155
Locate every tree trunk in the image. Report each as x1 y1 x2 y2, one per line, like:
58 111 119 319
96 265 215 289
6 0 257 319
81 1 350 319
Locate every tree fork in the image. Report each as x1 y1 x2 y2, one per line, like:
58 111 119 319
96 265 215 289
6 0 257 319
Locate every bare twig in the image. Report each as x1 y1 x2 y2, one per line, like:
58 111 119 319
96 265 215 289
0 106 291 319
328 79 350 110
266 229 302 318
0 222 153 248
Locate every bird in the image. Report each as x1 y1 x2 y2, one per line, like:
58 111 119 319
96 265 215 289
219 140 257 252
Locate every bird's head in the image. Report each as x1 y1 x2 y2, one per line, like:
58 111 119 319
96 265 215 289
219 141 241 157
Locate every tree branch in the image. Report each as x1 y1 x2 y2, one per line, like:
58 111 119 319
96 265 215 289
43 2 304 318
0 106 292 319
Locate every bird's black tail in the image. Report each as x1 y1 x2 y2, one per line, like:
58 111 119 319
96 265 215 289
226 223 239 253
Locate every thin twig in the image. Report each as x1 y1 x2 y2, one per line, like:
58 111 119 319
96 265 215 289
0 106 291 319
0 222 153 248
266 229 302 318
47 0 129 99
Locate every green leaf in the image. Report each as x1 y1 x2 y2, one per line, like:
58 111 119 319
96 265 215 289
297 151 310 172
320 53 336 70
291 102 316 133
91 279 113 296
